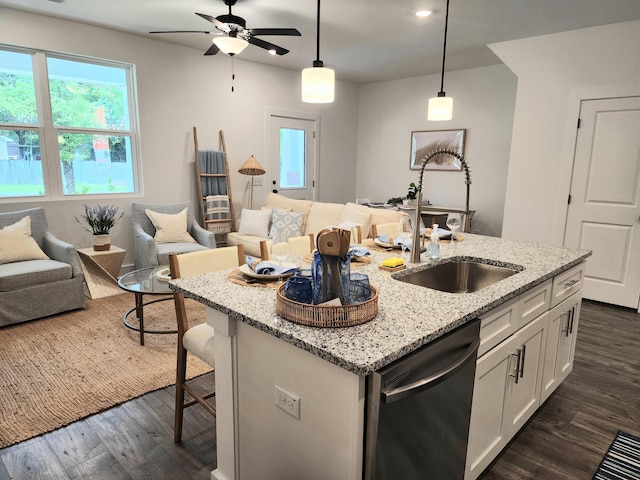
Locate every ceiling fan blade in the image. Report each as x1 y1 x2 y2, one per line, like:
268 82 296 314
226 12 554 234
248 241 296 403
149 30 213 34
247 36 289 55
203 43 220 56
248 28 301 37
196 12 229 32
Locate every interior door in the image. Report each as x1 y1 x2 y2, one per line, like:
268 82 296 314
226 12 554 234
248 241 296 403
564 97 640 309
268 114 316 201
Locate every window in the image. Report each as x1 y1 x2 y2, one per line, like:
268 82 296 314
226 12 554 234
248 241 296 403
279 127 306 189
0 46 140 199
267 112 317 201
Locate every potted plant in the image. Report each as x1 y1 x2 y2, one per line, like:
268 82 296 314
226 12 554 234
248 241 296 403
404 183 418 207
386 196 404 207
76 204 124 251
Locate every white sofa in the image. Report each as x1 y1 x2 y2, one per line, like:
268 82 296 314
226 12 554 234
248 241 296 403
227 192 409 257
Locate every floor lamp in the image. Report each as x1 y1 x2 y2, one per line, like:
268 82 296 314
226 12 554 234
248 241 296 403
238 155 266 209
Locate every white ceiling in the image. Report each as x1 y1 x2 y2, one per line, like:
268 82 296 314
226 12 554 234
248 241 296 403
2 0 639 83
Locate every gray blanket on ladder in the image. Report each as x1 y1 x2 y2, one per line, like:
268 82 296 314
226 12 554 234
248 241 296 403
199 150 228 196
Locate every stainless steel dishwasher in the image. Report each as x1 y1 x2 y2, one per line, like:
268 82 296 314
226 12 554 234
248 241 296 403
364 319 480 479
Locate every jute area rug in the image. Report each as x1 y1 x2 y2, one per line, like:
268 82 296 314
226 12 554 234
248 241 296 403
0 293 211 449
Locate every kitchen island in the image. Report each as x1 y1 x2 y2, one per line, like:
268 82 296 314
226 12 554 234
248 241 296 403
170 234 590 480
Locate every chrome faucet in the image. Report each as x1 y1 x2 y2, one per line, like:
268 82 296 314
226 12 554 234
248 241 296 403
410 148 472 263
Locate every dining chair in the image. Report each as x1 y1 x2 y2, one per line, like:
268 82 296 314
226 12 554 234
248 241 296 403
259 233 315 260
371 222 400 238
168 244 244 443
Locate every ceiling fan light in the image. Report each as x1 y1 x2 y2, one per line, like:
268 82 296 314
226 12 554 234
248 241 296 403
213 35 248 56
301 65 335 103
428 95 453 121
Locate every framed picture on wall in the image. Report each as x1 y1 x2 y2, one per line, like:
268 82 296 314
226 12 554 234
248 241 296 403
409 129 466 171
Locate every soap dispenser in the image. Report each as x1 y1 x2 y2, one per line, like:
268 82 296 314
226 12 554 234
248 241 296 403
427 224 441 259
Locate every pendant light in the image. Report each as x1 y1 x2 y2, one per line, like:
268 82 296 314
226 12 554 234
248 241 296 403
428 0 453 121
301 0 335 103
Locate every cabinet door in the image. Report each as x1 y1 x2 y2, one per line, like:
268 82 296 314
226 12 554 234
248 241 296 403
542 293 582 402
504 312 548 437
465 337 514 480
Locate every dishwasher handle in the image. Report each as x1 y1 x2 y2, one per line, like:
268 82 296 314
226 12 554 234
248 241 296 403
381 337 480 404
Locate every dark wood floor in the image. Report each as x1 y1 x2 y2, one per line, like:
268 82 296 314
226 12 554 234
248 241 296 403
0 299 637 479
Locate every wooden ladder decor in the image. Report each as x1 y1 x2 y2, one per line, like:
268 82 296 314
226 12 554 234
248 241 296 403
193 127 235 246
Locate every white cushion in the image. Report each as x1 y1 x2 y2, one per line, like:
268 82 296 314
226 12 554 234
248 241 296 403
369 207 409 228
0 216 49 265
227 232 265 257
264 192 313 215
268 210 305 242
183 323 215 367
304 202 345 235
145 208 196 244
341 203 374 239
237 209 272 237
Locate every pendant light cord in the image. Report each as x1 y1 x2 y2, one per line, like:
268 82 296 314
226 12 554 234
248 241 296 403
439 0 450 94
314 0 322 65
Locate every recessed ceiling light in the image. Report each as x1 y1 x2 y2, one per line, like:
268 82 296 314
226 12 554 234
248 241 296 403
268 49 277 55
415 10 432 17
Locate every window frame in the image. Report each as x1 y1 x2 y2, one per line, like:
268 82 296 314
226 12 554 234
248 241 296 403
0 44 142 202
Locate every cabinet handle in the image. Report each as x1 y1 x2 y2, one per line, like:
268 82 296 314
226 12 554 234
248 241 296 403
564 279 579 288
519 344 526 379
561 311 570 337
568 306 575 335
510 349 522 384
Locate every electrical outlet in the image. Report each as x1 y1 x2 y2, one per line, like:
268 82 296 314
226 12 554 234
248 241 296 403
252 177 263 186
275 384 300 419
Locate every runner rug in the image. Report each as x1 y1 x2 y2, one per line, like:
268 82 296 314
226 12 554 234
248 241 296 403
593 430 640 480
0 293 211 449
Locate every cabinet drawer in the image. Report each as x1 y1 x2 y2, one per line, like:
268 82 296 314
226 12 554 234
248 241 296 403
551 263 585 307
478 297 519 357
517 279 552 329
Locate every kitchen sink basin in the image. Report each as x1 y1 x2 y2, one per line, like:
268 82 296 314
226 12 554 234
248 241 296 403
396 259 522 293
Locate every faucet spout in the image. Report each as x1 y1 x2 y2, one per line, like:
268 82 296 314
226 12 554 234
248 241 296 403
410 191 423 263
409 147 472 264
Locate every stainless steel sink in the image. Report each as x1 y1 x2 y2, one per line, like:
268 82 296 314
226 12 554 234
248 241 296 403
396 260 522 293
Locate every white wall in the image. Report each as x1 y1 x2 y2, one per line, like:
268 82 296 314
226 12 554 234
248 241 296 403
0 8 359 269
356 65 517 236
491 20 640 244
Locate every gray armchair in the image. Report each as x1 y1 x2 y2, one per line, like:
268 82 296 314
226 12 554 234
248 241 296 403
0 208 85 326
131 202 216 270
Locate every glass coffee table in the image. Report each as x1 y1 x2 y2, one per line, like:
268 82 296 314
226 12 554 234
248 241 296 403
117 265 175 346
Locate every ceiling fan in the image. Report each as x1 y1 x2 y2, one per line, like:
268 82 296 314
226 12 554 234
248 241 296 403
149 0 301 56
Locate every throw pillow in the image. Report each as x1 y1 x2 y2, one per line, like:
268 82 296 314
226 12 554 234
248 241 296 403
341 203 373 239
0 216 49 265
268 210 305 242
145 208 196 244
237 209 272 237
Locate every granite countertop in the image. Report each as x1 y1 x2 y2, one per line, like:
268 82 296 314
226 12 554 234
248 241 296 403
170 234 591 376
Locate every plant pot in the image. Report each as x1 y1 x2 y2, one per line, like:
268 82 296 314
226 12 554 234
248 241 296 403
92 234 111 251
404 199 417 207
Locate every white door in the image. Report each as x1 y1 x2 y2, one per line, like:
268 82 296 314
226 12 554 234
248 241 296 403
564 97 640 309
268 114 316 201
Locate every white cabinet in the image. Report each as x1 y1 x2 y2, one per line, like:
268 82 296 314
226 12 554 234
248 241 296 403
541 292 582 402
465 312 548 480
465 263 585 480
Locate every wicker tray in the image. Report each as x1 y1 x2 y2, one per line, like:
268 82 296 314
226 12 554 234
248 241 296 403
276 284 378 328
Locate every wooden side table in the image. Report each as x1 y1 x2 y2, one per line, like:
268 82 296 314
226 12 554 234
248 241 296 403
77 246 126 299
